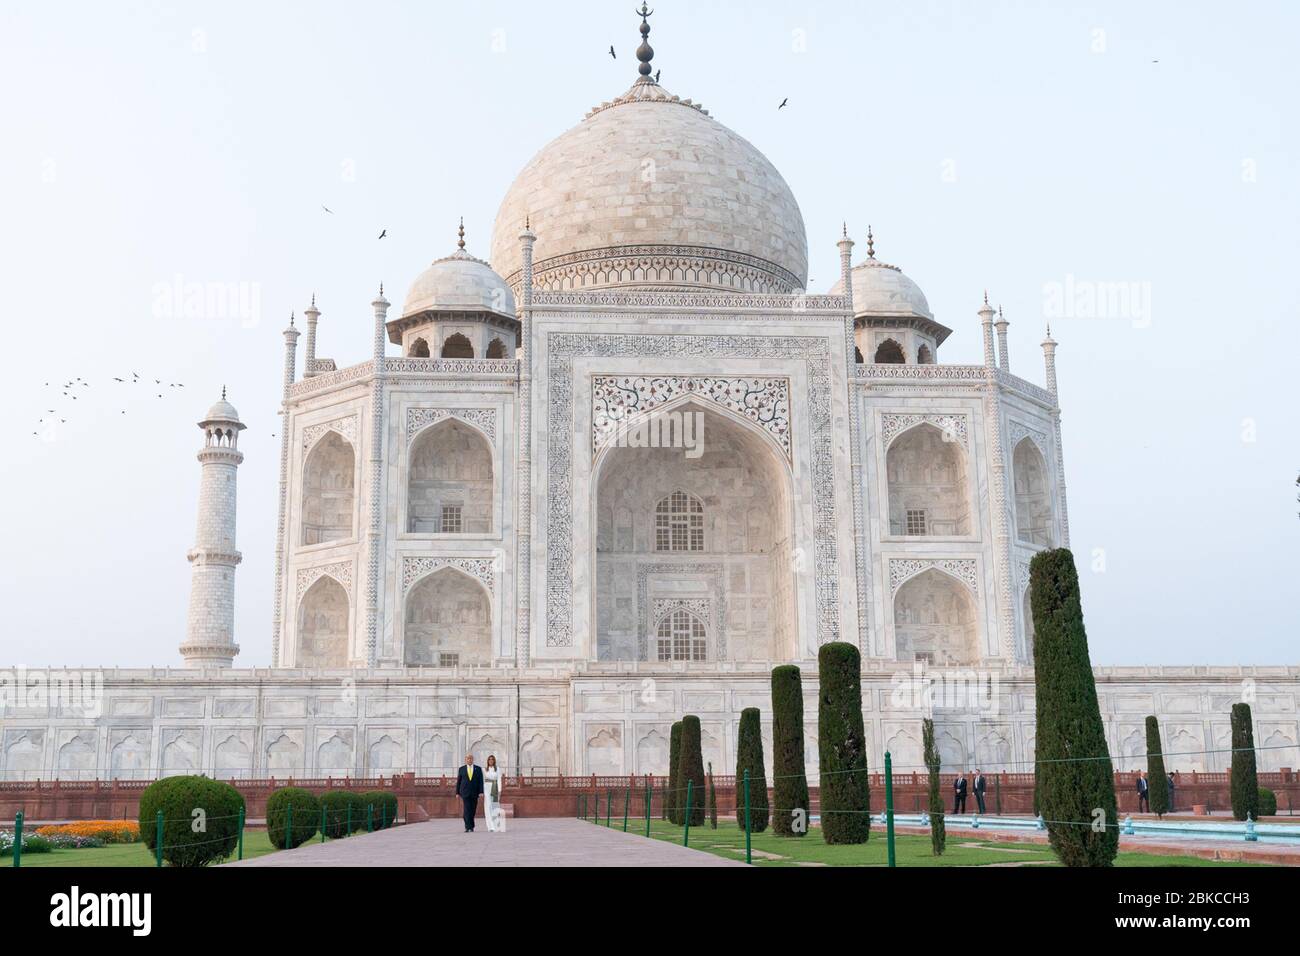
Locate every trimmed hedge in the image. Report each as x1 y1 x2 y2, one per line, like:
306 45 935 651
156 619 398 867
667 721 683 825
1145 716 1169 817
923 717 945 856
361 790 399 829
1031 548 1118 866
734 707 769 833
818 642 870 844
138 775 244 867
679 716 706 827
1230 703 1259 821
320 790 359 839
770 665 809 837
1258 787 1277 818
267 787 320 849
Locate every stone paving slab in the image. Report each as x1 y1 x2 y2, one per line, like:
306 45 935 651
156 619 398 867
224 818 746 867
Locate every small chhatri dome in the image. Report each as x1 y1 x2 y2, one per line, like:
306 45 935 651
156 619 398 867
203 387 241 424
490 8 807 295
400 221 517 322
828 229 935 323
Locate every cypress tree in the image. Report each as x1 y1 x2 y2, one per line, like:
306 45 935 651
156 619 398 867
1230 703 1259 821
923 717 945 855
1031 548 1118 866
770 666 809 837
818 641 870 844
734 707 770 832
1145 716 1170 818
667 720 682 825
679 715 706 827
707 762 718 829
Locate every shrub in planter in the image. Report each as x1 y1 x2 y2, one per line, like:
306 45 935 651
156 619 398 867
138 775 244 867
266 787 320 849
1257 787 1277 818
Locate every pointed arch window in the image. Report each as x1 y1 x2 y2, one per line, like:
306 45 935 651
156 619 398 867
654 490 704 552
656 608 707 661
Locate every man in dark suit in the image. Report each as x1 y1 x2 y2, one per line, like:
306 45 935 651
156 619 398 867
972 769 987 815
953 774 967 813
1136 771 1149 813
457 752 485 832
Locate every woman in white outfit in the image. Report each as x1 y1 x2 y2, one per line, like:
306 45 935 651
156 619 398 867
483 754 504 832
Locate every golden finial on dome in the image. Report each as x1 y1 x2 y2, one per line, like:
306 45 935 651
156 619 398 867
866 225 875 259
635 3 655 78
457 217 466 250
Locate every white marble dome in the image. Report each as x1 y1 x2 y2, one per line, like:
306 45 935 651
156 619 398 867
490 78 808 294
202 397 240 422
830 255 933 320
401 246 516 320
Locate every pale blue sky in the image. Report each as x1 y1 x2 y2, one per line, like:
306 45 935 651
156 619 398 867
1 0 1296 667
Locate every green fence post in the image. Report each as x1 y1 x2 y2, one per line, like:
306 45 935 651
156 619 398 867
238 806 245 860
743 769 752 865
683 780 693 847
155 810 163 868
885 750 896 868
367 804 374 833
606 788 612 828
644 781 651 837
12 812 22 868
320 805 327 843
622 787 630 832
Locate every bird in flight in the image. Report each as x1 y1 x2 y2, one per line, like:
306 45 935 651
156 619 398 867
378 229 387 240
321 205 334 214
608 45 616 59
778 98 788 109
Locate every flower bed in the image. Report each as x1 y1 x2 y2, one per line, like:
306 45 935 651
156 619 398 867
35 820 140 844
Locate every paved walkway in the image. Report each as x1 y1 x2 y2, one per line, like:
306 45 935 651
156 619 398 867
224 818 745 867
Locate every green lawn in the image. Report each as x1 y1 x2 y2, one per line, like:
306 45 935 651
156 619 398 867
10 830 282 868
620 819 1263 867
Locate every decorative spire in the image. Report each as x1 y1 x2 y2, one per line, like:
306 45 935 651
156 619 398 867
983 289 989 306
635 3 654 78
289 310 295 327
310 292 315 308
842 221 847 239
221 384 226 401
457 217 466 250
866 225 875 259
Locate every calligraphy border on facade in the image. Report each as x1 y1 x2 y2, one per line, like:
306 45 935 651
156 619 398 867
548 331 839 649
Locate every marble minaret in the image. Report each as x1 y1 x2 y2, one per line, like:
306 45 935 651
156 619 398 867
179 390 246 667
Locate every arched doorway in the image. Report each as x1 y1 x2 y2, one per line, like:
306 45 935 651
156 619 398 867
297 576 350 666
1012 438 1052 546
407 419 493 533
893 568 979 664
593 400 797 662
404 567 492 665
887 423 970 536
301 432 355 545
